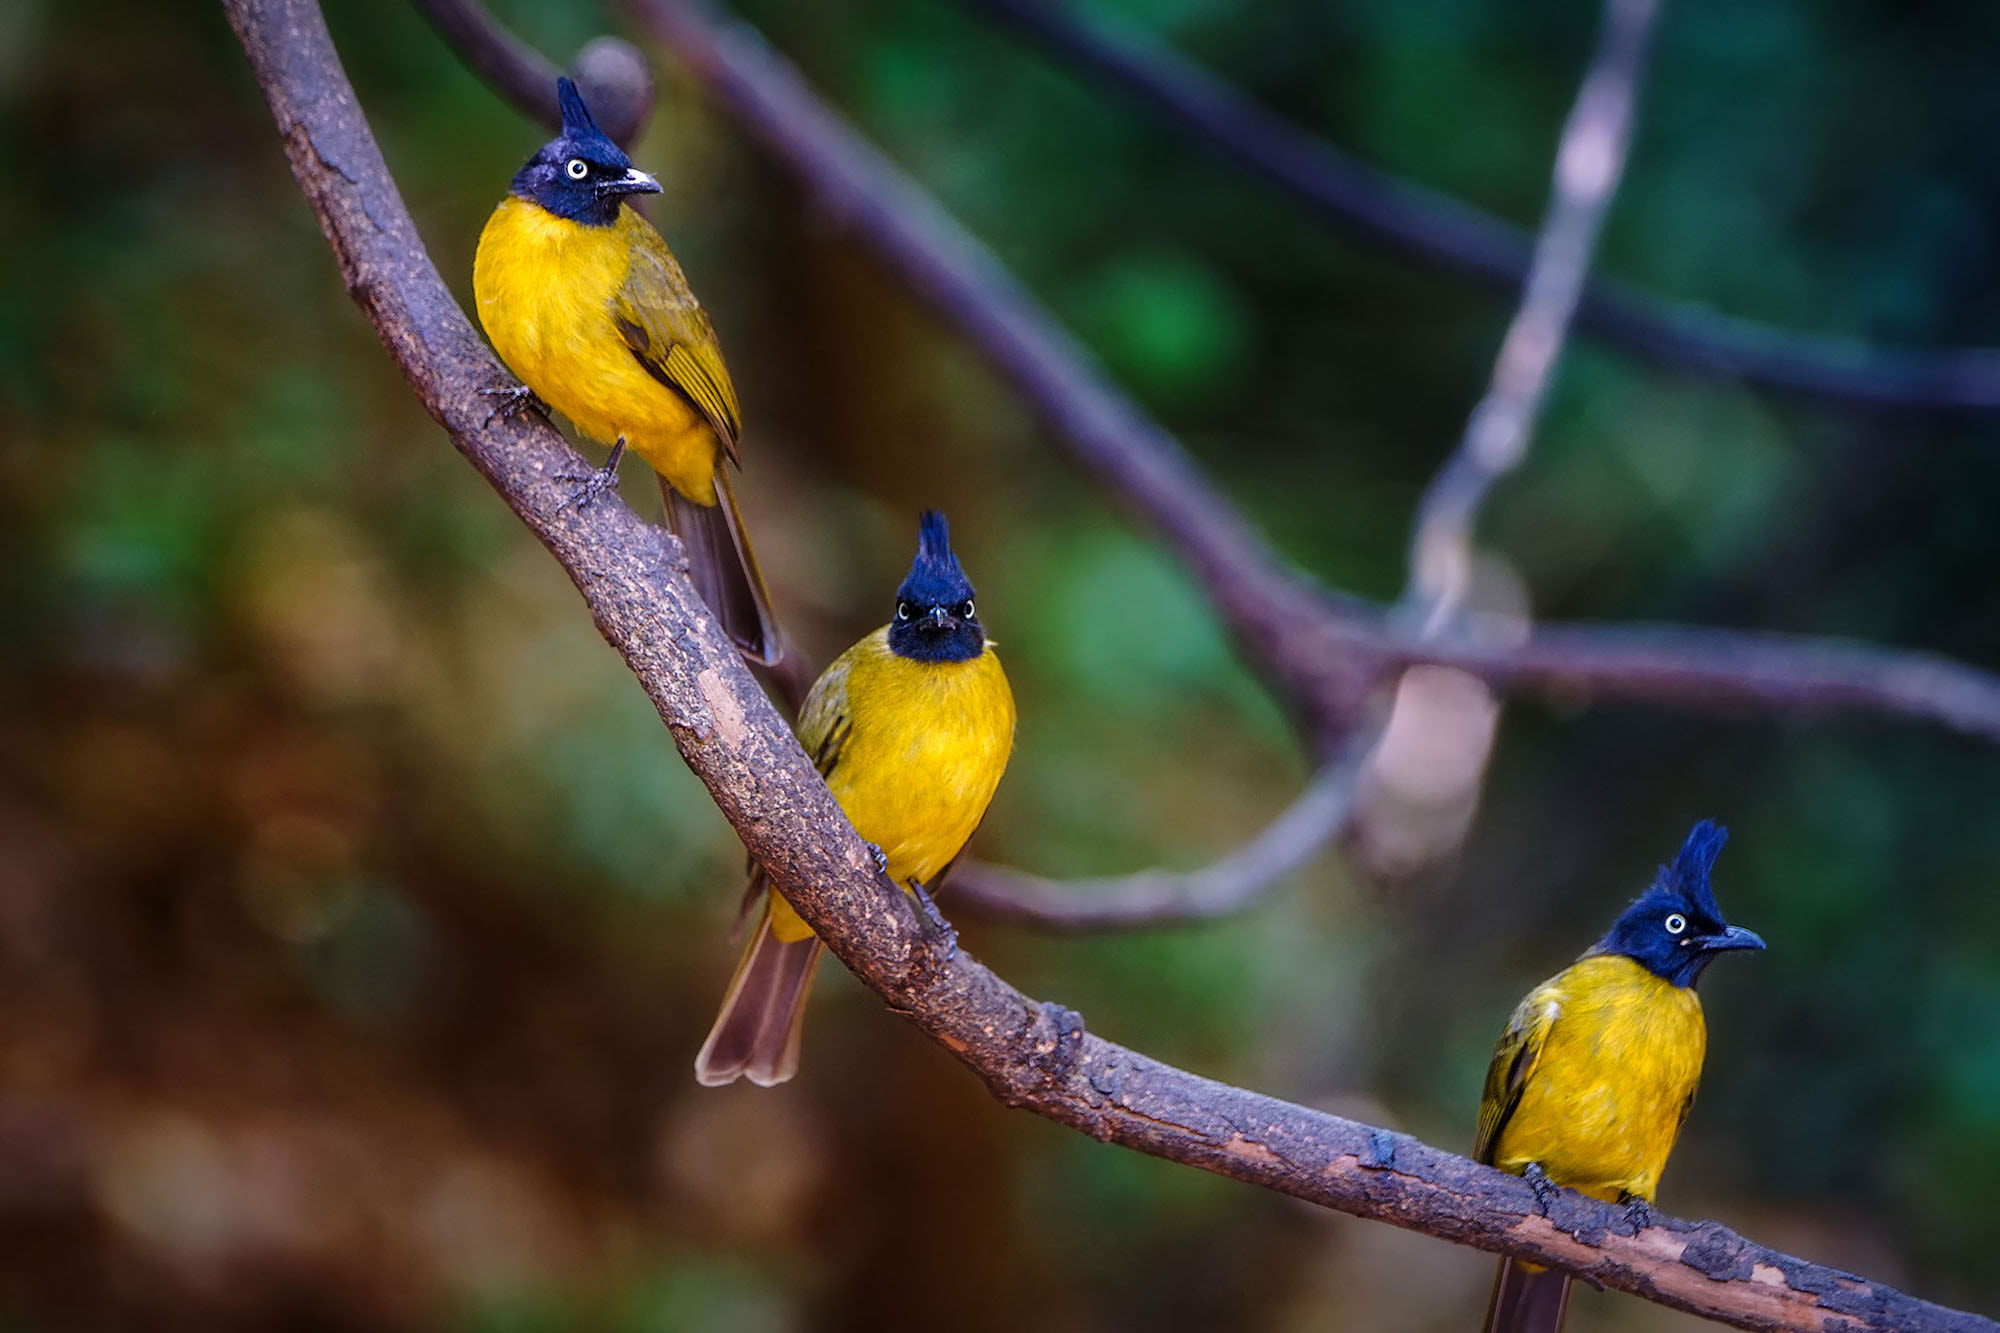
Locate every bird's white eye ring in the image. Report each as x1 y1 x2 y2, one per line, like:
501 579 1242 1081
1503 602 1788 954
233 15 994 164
961 600 975 618
1664 913 1687 935
565 158 589 180
896 602 912 621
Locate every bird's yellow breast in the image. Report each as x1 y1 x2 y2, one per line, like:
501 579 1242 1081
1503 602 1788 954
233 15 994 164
472 197 717 501
1490 954 1706 1203
768 630 1015 943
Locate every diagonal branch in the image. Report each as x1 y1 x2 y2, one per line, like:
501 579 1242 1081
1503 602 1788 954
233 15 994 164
220 2 1998 1325
617 0 2000 757
961 0 2000 413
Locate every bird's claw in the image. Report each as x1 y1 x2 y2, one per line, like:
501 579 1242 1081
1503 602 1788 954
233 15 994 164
554 464 621 513
911 881 958 964
552 440 628 514
865 842 889 875
1621 1194 1653 1236
480 383 545 425
1524 1163 1561 1219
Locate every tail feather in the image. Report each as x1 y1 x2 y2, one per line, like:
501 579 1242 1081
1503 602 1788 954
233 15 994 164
695 890 824 1087
661 470 782 666
1483 1259 1572 1333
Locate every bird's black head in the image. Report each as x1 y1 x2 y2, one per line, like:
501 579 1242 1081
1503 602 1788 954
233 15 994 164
887 511 983 664
1595 821 1765 988
510 78 662 227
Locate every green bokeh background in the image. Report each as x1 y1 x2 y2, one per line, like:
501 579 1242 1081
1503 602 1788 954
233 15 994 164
2 0 1998 1328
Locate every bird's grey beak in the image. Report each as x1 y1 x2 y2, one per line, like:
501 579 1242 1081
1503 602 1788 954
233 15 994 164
602 167 661 197
924 606 954 630
1692 924 1765 954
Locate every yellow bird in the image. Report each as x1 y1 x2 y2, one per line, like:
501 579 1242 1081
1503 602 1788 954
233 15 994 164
473 77 779 664
697 510 1016 1087
1475 821 1764 1333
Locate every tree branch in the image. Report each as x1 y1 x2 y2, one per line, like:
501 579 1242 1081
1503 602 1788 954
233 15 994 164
950 745 1370 931
961 0 2000 413
616 0 2000 757
1412 619 2000 742
220 1 1998 1325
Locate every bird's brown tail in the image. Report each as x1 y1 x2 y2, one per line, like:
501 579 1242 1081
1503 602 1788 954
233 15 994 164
661 469 782 666
1483 1259 1571 1333
694 889 823 1088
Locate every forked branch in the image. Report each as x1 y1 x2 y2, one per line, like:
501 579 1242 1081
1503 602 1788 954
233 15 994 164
619 0 2000 756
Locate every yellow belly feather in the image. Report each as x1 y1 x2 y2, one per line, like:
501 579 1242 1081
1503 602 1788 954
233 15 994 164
769 631 1015 943
1490 954 1706 1202
472 198 718 502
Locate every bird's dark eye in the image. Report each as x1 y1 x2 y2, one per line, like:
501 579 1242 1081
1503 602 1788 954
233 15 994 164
565 158 589 180
959 600 975 619
1664 912 1687 936
896 602 912 621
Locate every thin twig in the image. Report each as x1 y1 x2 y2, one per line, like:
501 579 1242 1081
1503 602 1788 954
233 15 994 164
961 0 2000 412
951 747 1369 931
1406 0 1657 633
221 4 1998 1324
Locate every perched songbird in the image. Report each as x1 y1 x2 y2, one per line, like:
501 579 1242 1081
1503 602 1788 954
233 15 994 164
1475 821 1764 1333
696 511 1015 1087
474 78 779 664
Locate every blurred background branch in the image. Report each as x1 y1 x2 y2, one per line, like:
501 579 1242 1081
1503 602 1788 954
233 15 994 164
961 0 2000 412
956 0 1652 928
610 0 2000 759
216 2 2000 1326
951 744 1371 930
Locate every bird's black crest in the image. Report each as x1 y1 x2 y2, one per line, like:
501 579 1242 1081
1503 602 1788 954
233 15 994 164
557 77 606 143
889 510 983 663
1660 819 1727 918
908 510 959 582
1594 819 1763 987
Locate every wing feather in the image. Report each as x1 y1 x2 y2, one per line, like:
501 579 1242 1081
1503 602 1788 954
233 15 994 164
796 651 858 784
611 222 744 462
1474 982 1561 1165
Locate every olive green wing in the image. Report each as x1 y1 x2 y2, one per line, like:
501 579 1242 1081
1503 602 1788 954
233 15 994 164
731 649 857 923
1473 980 1562 1165
611 222 744 464
796 648 860 784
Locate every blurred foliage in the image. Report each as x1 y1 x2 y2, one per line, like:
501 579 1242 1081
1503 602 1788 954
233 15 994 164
1 0 1998 1327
